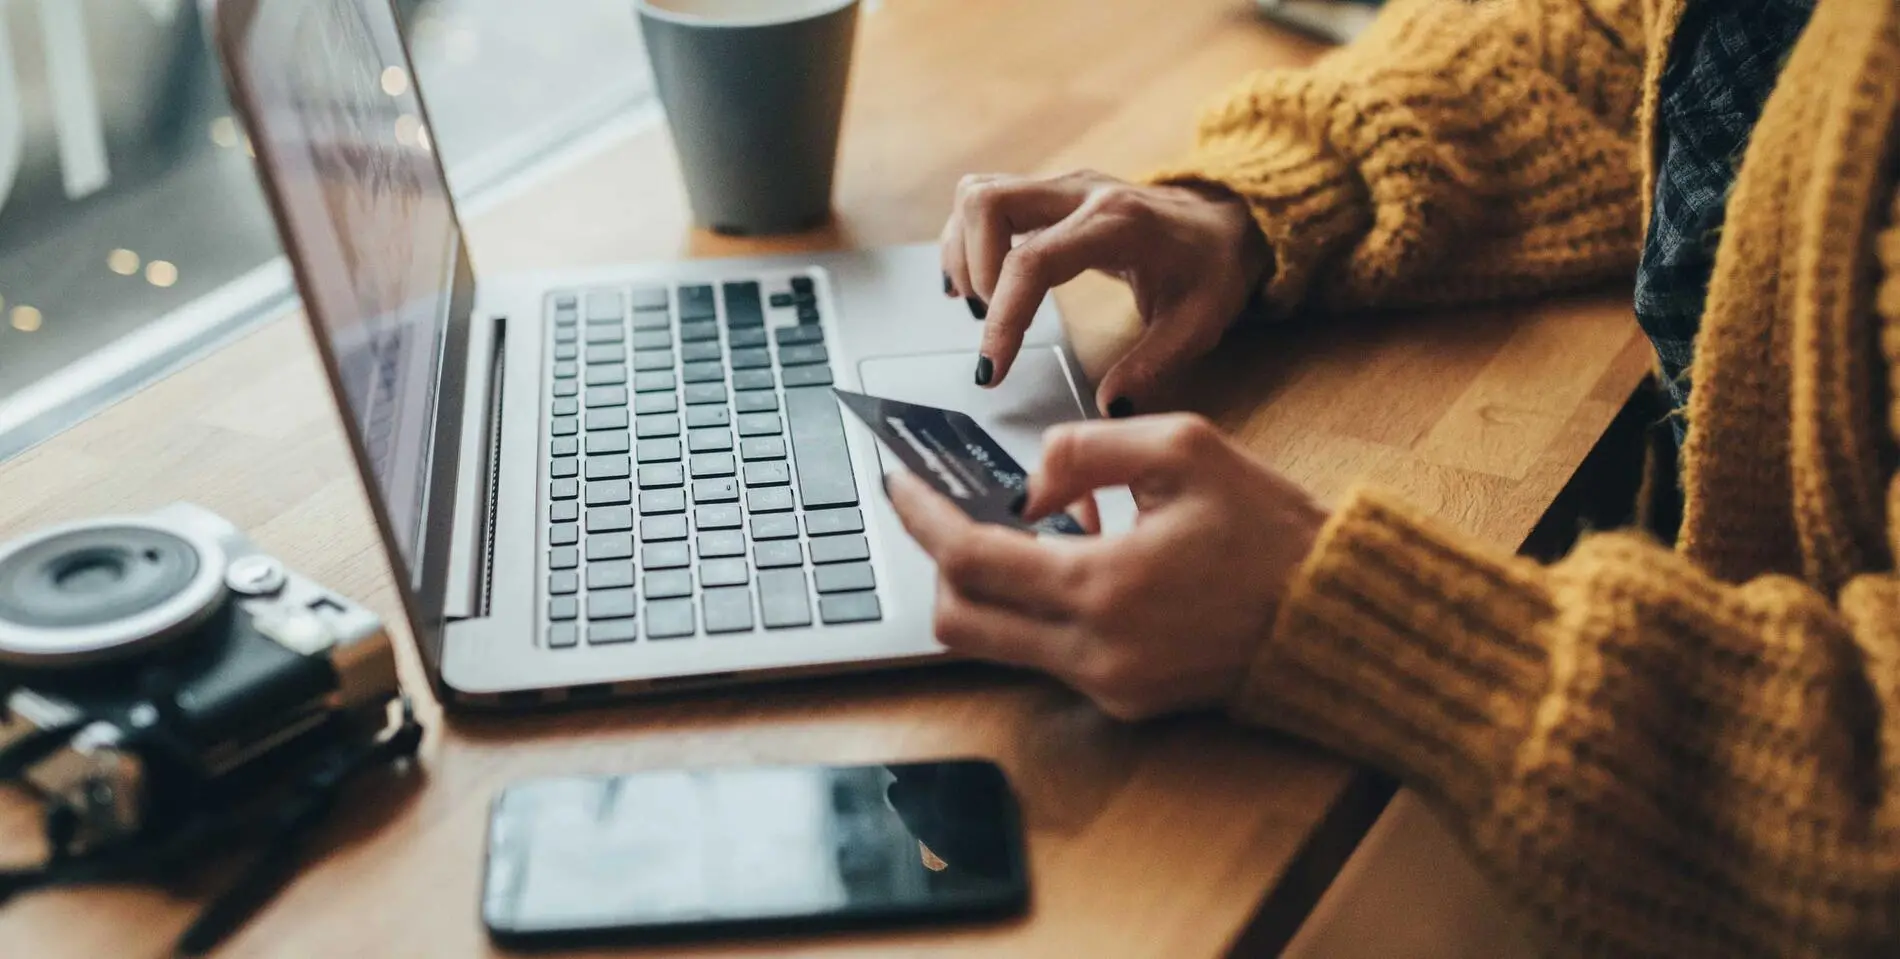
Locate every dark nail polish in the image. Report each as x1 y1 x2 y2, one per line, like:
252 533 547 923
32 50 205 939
1008 490 1027 516
1107 397 1134 419
943 273 955 297
975 355 994 386
966 296 988 320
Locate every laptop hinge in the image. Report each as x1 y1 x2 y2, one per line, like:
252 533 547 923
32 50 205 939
444 313 506 621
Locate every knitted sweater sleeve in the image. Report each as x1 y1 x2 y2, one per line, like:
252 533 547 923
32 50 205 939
1150 0 1648 318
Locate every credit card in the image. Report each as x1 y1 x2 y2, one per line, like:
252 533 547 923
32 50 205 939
833 388 1086 536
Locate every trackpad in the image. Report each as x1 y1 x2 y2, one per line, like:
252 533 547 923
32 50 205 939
858 347 1087 476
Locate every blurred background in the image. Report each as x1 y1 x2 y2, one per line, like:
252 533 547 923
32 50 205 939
0 0 655 457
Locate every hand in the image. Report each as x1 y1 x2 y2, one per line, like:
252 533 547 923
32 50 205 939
939 170 1271 417
885 414 1329 720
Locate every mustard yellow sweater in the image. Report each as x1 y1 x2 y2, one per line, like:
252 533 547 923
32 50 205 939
1157 0 1900 954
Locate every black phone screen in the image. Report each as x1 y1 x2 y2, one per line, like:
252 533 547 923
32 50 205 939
481 759 1028 943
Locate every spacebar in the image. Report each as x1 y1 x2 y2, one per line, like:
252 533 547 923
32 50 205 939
784 387 859 508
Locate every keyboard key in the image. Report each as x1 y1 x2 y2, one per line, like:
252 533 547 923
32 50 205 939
633 350 675 371
586 431 630 454
585 364 626 386
550 501 580 523
638 463 685 488
553 379 579 397
550 479 580 500
785 388 859 508
634 392 677 415
586 480 632 506
732 369 775 391
586 456 631 480
587 506 633 532
634 371 677 392
680 284 716 319
553 361 578 380
775 324 824 346
696 526 744 555
585 385 627 408
689 429 734 454
809 534 870 565
584 290 623 321
702 586 755 633
548 623 579 649
684 382 727 405
782 365 834 388
682 360 725 384
693 477 740 503
672 343 714 367
730 347 770 370
554 343 579 363
588 561 636 590
820 592 882 624
734 391 778 414
644 598 696 639
586 533 632 562
790 275 814 295
645 569 693 599
691 452 737 478
549 547 580 570
636 414 681 438
804 507 864 536
641 514 688 541
553 396 579 415
744 461 791 486
631 329 672 351
554 326 579 344
552 416 579 436
586 408 629 431
777 344 829 367
700 558 750 588
679 320 719 342
589 588 638 621
796 304 821 325
584 324 623 344
695 504 743 530
636 438 682 462
588 620 640 645
549 524 579 546
737 413 782 437
551 458 579 479
814 561 875 594
686 406 731 429
642 541 691 569
585 344 623 365
755 540 803 569
630 286 668 311
747 488 795 513
551 436 579 457
751 514 800 540
639 489 687 514
758 568 813 629
548 570 580 595
729 327 768 349
722 281 764 327
632 312 671 332
554 293 578 310
741 437 787 461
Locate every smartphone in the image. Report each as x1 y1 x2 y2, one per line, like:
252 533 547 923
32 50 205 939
481 759 1030 946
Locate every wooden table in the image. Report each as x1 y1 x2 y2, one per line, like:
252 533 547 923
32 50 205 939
0 1 1651 956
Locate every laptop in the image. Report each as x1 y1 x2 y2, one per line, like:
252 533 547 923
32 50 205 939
209 0 1100 706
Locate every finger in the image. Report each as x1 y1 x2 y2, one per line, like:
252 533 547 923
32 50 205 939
1068 493 1101 535
941 173 1002 299
931 580 1081 677
981 204 1139 386
961 174 1094 304
1092 296 1224 416
1023 415 1223 520
886 472 1079 614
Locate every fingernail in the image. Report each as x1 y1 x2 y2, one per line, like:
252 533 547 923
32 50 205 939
942 272 955 297
966 296 988 320
1008 490 1027 516
1107 397 1134 419
975 355 994 386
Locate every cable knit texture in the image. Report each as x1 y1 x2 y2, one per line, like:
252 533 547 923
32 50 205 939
1157 0 1900 955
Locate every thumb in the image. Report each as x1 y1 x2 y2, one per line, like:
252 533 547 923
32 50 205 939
1021 415 1209 521
1092 299 1221 418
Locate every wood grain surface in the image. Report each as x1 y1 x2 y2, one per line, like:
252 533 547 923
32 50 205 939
0 1 1649 956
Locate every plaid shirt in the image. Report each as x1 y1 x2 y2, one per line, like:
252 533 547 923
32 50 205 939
1635 0 1816 442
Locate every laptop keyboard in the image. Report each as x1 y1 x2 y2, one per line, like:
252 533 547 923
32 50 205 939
542 276 883 649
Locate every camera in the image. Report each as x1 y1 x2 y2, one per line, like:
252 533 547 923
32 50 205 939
0 503 401 855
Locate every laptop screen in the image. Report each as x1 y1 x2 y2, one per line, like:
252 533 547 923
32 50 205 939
235 0 461 588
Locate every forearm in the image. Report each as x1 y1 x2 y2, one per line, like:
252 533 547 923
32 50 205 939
1236 486 1900 957
1151 0 1648 318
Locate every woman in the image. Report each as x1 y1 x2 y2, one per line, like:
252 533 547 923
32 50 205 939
885 0 1900 954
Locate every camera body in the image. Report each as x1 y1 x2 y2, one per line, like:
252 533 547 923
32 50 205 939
0 503 400 853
